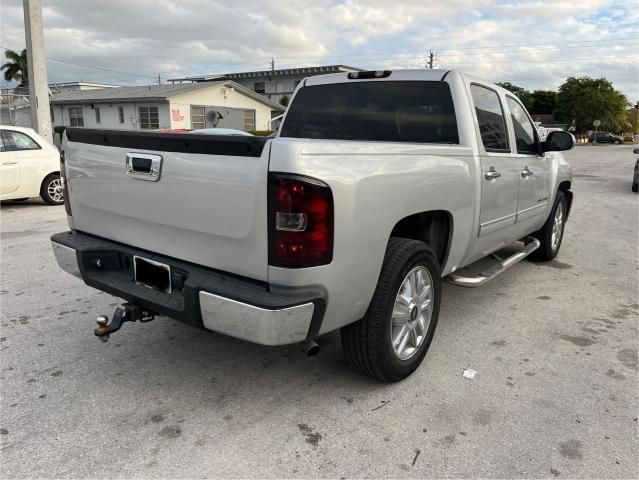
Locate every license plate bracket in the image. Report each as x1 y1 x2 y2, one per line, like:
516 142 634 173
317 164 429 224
133 256 172 294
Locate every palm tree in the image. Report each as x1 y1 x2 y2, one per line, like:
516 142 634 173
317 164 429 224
1 49 29 86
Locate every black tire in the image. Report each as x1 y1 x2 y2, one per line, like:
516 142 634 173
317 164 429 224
341 238 441 382
40 173 64 205
632 181 638 193
530 190 567 261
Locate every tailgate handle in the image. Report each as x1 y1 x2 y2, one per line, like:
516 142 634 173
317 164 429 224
125 153 162 182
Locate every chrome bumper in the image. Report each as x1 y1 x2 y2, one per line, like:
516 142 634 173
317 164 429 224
52 242 82 279
199 292 314 346
51 239 315 346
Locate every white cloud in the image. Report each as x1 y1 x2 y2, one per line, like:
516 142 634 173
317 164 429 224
0 0 636 99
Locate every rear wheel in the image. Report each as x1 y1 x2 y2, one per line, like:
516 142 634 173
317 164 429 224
341 238 441 382
530 190 567 261
40 174 64 205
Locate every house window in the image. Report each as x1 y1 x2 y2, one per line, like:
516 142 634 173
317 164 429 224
138 106 159 129
190 106 205 129
95 107 101 124
68 107 84 127
243 110 255 131
118 106 124 124
254 82 265 94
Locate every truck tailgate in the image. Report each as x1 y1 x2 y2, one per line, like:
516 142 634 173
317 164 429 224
63 129 270 281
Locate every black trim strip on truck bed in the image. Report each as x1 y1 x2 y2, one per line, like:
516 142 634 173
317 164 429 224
65 128 269 157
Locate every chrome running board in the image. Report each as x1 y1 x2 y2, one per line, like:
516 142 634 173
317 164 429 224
446 237 540 288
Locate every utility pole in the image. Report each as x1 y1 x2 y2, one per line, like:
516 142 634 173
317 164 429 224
270 57 275 73
427 50 435 69
157 73 161 85
23 0 51 143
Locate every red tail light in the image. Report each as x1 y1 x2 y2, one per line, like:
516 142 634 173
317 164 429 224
268 173 333 268
60 150 72 216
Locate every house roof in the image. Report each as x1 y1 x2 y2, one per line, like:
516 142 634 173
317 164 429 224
49 81 119 89
50 80 285 110
168 65 364 83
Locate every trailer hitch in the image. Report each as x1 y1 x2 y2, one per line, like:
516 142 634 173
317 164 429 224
94 303 155 341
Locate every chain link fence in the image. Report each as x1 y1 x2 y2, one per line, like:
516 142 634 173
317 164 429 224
0 88 33 128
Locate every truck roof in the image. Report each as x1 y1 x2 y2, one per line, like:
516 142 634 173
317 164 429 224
302 69 512 96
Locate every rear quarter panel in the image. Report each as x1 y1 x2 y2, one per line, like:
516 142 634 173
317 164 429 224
268 138 478 334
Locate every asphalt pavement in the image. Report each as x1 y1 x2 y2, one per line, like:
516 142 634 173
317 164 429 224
1 144 637 478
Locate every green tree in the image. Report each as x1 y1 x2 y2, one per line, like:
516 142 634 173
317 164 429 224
279 95 290 107
530 90 557 114
624 107 638 134
1 48 28 86
496 82 533 111
554 76 627 133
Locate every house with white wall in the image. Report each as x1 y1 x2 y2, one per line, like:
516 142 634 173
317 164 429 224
50 81 284 132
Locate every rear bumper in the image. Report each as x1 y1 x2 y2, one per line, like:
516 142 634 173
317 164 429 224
51 231 325 346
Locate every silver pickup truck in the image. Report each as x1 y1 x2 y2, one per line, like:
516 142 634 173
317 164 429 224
51 69 574 381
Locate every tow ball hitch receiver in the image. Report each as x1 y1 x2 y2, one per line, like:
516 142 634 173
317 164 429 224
94 303 155 341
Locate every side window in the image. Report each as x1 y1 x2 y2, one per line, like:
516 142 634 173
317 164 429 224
5 131 41 151
506 96 538 154
0 131 7 152
470 84 509 152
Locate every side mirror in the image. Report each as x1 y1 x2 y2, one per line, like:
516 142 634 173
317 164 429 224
634 148 639 154
542 130 574 152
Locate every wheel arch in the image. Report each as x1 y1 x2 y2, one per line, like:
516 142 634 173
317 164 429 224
389 210 453 268
557 180 573 218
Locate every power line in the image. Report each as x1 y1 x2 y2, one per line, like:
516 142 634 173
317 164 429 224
272 37 639 60
1 45 158 79
350 55 637 67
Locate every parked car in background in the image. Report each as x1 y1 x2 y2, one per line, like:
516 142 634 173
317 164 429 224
0 126 63 205
633 148 639 192
588 132 623 144
623 134 636 143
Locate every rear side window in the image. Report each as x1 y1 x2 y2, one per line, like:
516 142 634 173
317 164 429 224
506 96 538 154
470 84 509 152
280 81 459 144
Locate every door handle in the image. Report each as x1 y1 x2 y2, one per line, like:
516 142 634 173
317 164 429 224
485 168 501 180
2 161 18 165
521 167 534 178
125 153 162 182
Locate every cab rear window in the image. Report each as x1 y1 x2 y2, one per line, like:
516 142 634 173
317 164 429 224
280 81 459 144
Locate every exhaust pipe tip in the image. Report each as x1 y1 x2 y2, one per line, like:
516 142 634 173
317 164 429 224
302 339 320 356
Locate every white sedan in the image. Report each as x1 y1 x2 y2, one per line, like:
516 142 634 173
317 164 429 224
0 125 63 205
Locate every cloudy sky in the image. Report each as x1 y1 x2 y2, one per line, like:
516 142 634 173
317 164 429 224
1 0 637 100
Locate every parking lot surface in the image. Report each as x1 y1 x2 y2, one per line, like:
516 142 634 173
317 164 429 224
1 145 637 479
